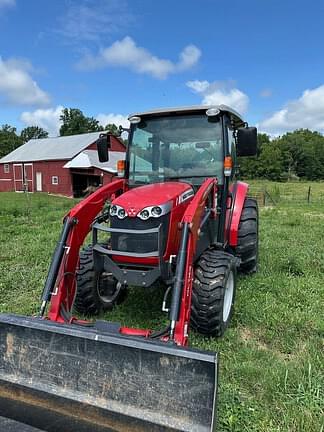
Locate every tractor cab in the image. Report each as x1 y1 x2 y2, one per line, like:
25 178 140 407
98 105 257 187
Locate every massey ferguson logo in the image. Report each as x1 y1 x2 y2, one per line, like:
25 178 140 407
128 207 137 216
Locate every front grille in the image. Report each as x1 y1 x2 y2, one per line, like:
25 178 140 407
110 214 170 255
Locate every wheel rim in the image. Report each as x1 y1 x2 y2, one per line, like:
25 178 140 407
96 272 122 305
223 271 234 322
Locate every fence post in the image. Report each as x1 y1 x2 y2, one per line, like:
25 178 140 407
263 187 266 206
307 186 311 204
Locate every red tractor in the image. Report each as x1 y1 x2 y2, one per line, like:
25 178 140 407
0 105 258 432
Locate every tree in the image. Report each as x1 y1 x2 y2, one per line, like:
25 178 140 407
238 129 324 181
0 124 23 158
21 126 48 143
256 141 284 180
104 123 119 135
59 108 103 136
278 129 324 180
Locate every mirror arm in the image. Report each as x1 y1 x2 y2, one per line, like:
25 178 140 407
119 125 130 135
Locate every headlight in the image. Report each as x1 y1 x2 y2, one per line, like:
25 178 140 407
110 205 117 216
110 204 127 219
139 209 150 220
117 208 126 219
151 206 162 217
137 204 169 220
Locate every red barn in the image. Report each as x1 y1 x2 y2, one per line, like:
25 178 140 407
0 132 125 197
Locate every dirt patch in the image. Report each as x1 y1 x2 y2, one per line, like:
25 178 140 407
239 327 305 362
240 327 270 352
239 327 254 343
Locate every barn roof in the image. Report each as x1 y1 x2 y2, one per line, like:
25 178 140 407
0 132 115 163
63 150 125 173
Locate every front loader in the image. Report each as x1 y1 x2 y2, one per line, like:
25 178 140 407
0 105 259 431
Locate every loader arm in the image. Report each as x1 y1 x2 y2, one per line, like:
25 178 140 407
46 178 125 321
173 178 217 346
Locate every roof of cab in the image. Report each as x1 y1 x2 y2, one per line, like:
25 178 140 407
128 104 245 126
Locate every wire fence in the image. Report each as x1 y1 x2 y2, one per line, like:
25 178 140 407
248 184 324 207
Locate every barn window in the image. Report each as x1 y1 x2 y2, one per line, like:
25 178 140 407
52 176 59 185
4 164 9 174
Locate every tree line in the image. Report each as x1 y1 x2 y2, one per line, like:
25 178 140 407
238 129 324 181
1 107 324 181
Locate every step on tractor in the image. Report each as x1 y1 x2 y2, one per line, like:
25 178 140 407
0 105 259 432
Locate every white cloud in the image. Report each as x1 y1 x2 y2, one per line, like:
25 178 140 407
20 106 63 136
78 36 201 79
20 107 130 137
96 113 129 129
0 0 15 10
260 85 324 134
187 80 210 93
187 80 249 114
57 0 132 43
0 57 50 106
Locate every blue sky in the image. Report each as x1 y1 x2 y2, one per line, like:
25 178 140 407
1 0 324 136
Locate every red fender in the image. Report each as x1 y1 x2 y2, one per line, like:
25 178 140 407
228 181 249 247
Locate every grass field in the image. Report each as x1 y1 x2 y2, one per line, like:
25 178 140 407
0 181 323 431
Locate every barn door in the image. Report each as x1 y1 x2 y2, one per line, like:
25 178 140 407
13 164 24 192
13 163 33 192
24 163 33 192
36 172 42 192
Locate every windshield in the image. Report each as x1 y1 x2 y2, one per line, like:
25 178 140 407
128 114 223 185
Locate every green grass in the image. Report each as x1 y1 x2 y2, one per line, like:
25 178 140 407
0 184 323 431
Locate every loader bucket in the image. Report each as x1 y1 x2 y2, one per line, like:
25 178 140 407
0 314 218 432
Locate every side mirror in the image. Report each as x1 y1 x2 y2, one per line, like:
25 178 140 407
237 127 257 157
97 134 111 162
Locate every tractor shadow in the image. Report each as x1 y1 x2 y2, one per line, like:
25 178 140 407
100 284 168 331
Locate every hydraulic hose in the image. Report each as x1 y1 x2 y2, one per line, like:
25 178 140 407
169 223 189 338
39 217 74 317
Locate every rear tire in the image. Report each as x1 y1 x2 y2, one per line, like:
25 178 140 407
74 245 127 315
191 250 237 337
236 198 259 273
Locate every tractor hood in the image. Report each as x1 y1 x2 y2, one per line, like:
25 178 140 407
112 182 193 217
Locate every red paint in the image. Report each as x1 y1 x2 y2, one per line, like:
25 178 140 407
113 182 191 216
0 162 13 191
120 327 151 337
228 181 249 246
87 135 125 152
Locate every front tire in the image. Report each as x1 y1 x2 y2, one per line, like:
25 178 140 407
74 245 127 315
191 250 237 337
